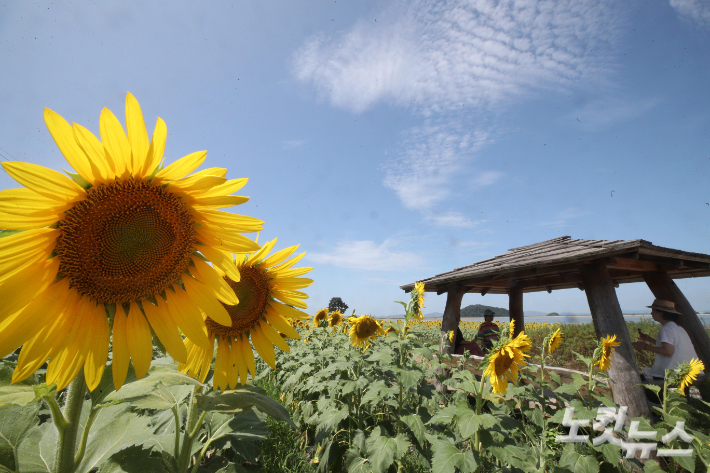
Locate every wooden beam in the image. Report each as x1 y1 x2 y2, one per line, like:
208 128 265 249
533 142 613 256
643 272 710 369
441 285 467 356
579 261 651 419
545 286 552 294
480 287 490 296
509 286 524 338
605 257 658 272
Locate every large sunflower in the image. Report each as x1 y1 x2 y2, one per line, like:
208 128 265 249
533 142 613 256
595 334 621 372
328 310 345 328
547 328 563 354
179 238 312 390
313 308 329 327
483 330 532 394
349 315 385 350
413 281 425 320
0 93 262 391
677 358 704 394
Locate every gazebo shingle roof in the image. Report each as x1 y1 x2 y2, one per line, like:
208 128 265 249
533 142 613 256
401 236 710 295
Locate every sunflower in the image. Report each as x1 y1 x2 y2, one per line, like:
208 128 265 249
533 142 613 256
179 238 312 390
595 335 621 372
349 315 385 350
547 328 563 354
483 334 531 395
448 330 455 343
413 281 425 320
328 310 344 328
0 93 262 391
677 358 705 394
313 308 329 327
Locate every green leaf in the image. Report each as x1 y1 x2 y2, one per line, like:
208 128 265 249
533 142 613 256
548 371 562 385
316 406 349 434
641 384 661 394
641 460 665 473
600 443 620 465
344 448 371 473
195 386 293 426
97 445 168 473
365 427 409 473
205 409 268 443
0 385 37 407
554 383 583 396
558 445 600 473
430 439 478 473
16 421 54 473
0 403 39 472
126 383 193 411
572 351 592 365
75 404 156 473
401 414 427 446
428 405 457 425
673 450 695 472
98 363 201 407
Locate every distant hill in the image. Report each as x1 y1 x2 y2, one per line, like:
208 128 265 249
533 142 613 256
461 304 509 318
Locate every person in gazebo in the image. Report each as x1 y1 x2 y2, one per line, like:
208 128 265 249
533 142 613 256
477 309 500 353
632 299 702 389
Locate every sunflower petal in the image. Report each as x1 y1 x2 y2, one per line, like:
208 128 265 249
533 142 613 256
0 211 63 230
141 117 167 178
270 301 310 320
154 151 206 183
126 301 153 378
125 92 150 172
73 123 113 180
112 306 130 390
198 246 240 282
0 257 60 324
261 245 299 268
166 287 211 349
2 162 84 202
242 334 256 377
100 107 131 178
246 239 276 265
44 108 96 183
264 308 300 339
199 178 249 198
182 276 232 327
250 326 276 368
195 227 261 254
141 298 187 363
259 321 290 353
190 258 239 306
195 210 264 233
84 301 109 391
0 188 71 216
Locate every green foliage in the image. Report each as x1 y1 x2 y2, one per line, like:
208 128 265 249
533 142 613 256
460 304 509 318
328 297 349 314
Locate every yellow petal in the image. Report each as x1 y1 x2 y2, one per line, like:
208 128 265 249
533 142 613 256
2 162 84 202
270 301 310 320
0 188 70 216
73 123 113 180
270 252 306 271
234 337 248 386
125 92 149 172
84 301 109 391
198 246 240 282
190 258 239 305
261 245 299 268
0 228 57 266
191 167 227 179
259 321 290 353
44 108 96 184
214 338 229 391
226 341 238 389
154 151 206 183
250 326 276 368
170 175 227 194
246 239 276 265
271 278 313 290
271 290 308 309
141 117 167 178
199 178 248 198
196 210 264 233
182 277 232 326
141 298 187 363
273 267 313 279
190 195 250 209
264 309 300 339
126 301 154 379
100 107 131 178
195 227 261 254
0 211 62 230
242 334 256 377
112 306 130 390
165 288 211 349
0 257 59 323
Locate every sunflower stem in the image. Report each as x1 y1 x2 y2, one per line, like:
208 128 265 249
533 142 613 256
73 406 99 467
172 405 182 459
53 372 87 473
177 386 205 473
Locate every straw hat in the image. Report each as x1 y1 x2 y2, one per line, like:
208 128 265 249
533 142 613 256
646 299 682 315
483 309 495 317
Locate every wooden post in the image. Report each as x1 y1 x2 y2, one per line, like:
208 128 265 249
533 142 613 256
509 285 524 338
643 271 710 369
579 261 651 419
441 284 467 355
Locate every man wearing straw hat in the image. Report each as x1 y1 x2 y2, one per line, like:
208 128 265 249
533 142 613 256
632 299 701 382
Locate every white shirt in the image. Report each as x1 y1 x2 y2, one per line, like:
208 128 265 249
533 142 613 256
650 321 701 378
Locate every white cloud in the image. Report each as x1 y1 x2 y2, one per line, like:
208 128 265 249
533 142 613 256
282 139 308 149
293 0 620 114
382 123 490 211
670 0 710 27
425 211 480 228
571 97 661 131
472 171 504 186
307 239 423 271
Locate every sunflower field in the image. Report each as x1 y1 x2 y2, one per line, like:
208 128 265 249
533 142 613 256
0 94 709 473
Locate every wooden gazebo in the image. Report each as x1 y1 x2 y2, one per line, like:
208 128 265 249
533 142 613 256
401 236 710 418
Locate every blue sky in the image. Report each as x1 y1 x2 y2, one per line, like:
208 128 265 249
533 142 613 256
2 0 709 316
